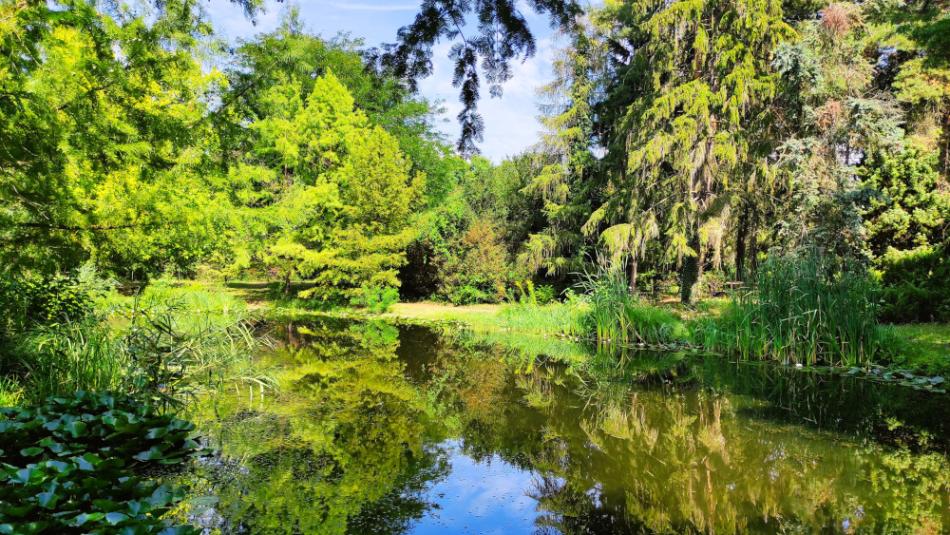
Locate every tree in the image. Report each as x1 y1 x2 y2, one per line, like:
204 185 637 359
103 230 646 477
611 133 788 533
519 25 604 281
234 72 424 300
769 3 906 261
591 0 793 303
375 0 582 154
860 149 950 257
0 0 228 278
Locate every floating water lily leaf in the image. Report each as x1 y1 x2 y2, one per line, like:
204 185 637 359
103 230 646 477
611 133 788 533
133 446 166 462
105 512 130 525
65 420 87 438
70 512 105 527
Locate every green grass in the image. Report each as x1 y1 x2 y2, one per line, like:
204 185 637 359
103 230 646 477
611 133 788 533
488 303 587 337
884 323 950 375
3 278 269 407
0 376 23 406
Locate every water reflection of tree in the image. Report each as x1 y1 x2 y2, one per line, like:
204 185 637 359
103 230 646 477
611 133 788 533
422 339 950 534
188 321 950 534
187 320 449 535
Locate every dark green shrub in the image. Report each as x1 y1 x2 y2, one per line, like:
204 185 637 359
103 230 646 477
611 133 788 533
0 391 201 534
448 285 490 305
0 275 94 328
877 245 950 323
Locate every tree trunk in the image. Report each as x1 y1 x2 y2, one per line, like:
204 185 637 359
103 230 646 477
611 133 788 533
630 257 639 296
749 222 759 275
680 231 701 304
735 208 749 281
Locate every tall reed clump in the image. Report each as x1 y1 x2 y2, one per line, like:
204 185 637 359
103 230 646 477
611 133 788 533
578 267 688 347
12 319 128 403
695 250 885 367
4 280 269 407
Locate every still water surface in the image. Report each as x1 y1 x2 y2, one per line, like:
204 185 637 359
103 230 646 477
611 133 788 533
181 318 950 534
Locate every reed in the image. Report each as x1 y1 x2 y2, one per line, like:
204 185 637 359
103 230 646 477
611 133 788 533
696 250 885 367
13 319 128 403
577 267 688 347
9 282 269 406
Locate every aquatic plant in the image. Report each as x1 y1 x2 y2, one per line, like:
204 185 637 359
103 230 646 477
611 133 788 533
12 319 128 404
0 391 201 534
695 250 885 366
8 296 266 407
576 266 688 347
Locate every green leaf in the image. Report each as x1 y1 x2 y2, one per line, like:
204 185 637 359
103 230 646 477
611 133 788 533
133 446 166 462
105 512 130 525
75 453 102 471
65 420 87 438
37 490 59 509
19 447 43 457
71 512 105 527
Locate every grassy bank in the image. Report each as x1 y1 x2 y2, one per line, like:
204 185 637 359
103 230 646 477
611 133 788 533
0 279 268 408
393 301 948 376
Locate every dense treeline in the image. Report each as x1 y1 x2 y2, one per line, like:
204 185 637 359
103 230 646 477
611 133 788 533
0 2 948 530
0 0 948 313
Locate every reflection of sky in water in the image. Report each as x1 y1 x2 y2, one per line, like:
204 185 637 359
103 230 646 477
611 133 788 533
409 440 541 534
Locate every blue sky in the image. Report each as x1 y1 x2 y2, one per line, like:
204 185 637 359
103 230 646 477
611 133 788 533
203 0 564 162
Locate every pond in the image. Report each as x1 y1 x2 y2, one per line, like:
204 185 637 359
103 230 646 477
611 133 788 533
178 318 950 534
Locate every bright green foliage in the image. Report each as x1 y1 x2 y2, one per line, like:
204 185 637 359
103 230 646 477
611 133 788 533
233 72 424 300
0 391 201 534
350 286 400 313
592 0 793 302
860 149 950 256
0 1 230 278
217 12 455 207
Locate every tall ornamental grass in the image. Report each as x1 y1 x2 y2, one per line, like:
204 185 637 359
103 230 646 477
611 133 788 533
695 250 886 367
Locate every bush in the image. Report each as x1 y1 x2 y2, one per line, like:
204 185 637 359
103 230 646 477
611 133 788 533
448 285 490 305
877 245 950 323
0 275 94 334
439 218 510 303
535 284 556 305
351 285 399 313
0 391 201 534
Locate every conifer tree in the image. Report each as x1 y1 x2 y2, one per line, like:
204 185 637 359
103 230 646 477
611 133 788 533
592 0 793 302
